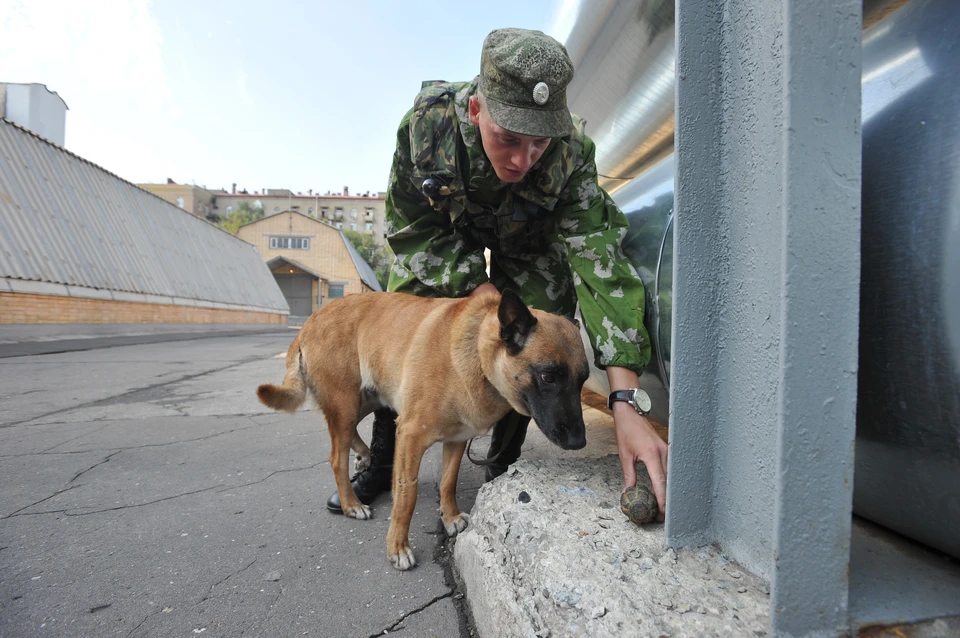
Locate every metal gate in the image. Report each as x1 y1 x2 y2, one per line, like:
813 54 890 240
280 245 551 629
273 273 313 319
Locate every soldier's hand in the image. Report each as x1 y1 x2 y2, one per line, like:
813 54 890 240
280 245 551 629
613 404 668 522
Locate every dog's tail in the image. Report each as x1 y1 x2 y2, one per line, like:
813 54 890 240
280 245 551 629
257 338 308 413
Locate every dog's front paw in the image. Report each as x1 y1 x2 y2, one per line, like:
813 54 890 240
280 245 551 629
354 453 371 473
443 512 470 537
389 545 416 571
343 504 372 520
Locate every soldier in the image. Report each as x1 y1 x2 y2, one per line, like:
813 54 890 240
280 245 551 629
327 27 669 520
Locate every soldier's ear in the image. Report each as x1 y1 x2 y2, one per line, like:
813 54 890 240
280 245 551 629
468 95 481 126
498 289 537 355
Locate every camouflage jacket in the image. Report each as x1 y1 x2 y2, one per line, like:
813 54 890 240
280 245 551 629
385 79 651 374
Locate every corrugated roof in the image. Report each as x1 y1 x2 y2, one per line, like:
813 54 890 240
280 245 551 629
340 233 383 292
0 118 289 312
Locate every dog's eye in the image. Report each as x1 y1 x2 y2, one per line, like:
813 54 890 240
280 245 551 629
540 373 556 384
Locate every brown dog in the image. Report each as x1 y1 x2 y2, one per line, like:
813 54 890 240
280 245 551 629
256 289 588 570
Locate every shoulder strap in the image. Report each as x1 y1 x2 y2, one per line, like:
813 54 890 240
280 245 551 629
406 81 468 218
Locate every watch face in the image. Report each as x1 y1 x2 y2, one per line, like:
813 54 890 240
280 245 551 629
632 389 652 414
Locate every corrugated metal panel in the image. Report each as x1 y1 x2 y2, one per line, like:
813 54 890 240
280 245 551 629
0 119 288 312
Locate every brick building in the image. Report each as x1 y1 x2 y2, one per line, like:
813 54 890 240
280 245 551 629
237 210 381 320
137 179 218 221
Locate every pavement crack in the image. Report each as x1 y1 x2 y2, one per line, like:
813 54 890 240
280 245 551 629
0 423 262 458
216 462 328 494
6 484 224 518
367 590 454 638
41 422 114 453
69 451 121 484
1 355 268 429
6 463 326 518
200 558 259 603
125 605 165 638
201 557 258 602
2 484 82 519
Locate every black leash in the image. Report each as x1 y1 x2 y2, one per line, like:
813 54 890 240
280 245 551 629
465 418 518 466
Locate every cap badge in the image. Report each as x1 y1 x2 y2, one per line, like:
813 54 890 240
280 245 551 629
532 82 550 105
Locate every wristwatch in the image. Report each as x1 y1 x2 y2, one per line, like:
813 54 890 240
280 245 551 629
607 388 652 415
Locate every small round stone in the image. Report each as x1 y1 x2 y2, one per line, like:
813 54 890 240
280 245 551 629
620 485 658 525
518 490 531 503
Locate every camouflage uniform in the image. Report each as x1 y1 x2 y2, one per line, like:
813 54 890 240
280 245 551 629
384 77 651 374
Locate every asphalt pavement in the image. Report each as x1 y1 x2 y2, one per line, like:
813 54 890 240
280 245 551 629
0 326 486 637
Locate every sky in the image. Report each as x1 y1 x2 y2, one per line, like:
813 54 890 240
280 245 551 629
0 0 570 196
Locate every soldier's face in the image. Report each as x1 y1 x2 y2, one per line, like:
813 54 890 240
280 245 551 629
469 96 551 183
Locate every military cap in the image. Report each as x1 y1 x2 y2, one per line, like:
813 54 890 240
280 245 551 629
479 28 574 138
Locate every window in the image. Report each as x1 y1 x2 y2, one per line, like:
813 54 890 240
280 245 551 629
335 207 344 219
308 207 314 214
269 236 311 250
350 209 357 219
254 200 263 210
365 222 373 231
321 207 329 218
335 221 343 229
176 196 184 208
274 206 280 211
350 223 357 231
328 284 345 299
226 205 234 213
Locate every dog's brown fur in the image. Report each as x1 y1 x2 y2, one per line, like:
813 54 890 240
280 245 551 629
257 289 588 570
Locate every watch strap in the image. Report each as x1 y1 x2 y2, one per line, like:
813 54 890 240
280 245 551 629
607 389 637 410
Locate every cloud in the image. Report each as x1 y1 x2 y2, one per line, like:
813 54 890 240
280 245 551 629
1 0 169 107
0 0 175 178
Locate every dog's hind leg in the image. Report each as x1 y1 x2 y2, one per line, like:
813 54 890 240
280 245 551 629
351 432 371 473
325 407 371 520
385 416 433 570
439 440 469 537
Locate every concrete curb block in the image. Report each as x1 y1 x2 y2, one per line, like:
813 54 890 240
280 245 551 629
454 456 770 638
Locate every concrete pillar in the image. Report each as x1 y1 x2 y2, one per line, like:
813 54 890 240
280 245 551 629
668 0 861 635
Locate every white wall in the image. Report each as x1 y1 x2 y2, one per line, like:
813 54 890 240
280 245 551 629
2 83 67 147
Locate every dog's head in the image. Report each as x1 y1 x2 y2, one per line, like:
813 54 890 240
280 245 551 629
489 289 589 450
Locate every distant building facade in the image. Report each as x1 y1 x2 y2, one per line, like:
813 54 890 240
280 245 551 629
237 210 381 320
137 179 218 221
215 186 386 246
138 183 388 247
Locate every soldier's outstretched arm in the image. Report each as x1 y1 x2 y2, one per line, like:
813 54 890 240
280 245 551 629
550 135 665 506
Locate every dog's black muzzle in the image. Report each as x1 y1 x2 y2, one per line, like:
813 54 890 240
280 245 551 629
528 396 587 450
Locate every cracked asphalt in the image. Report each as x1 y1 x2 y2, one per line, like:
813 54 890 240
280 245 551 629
0 329 484 637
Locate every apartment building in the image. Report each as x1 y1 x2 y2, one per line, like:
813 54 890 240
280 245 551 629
215 185 387 247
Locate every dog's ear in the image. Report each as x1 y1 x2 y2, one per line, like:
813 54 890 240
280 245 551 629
498 289 538 355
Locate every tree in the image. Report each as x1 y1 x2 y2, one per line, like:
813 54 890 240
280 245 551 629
219 202 264 235
343 229 394 290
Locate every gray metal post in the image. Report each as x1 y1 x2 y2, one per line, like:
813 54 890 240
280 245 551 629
668 0 862 635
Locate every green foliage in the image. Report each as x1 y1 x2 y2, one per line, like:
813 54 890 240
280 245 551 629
343 229 394 290
219 202 264 235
